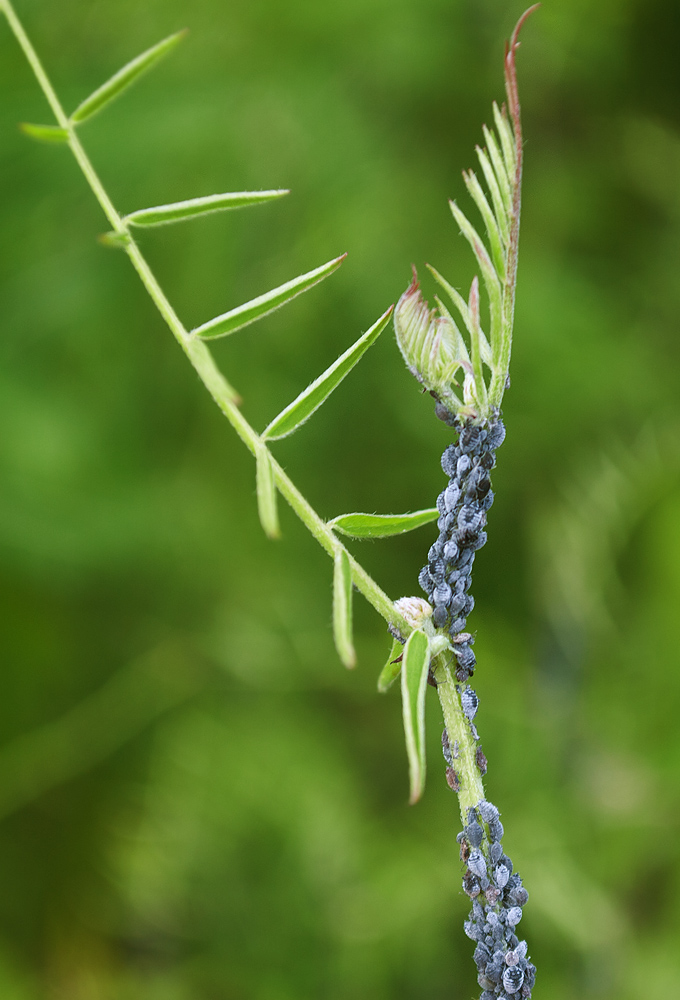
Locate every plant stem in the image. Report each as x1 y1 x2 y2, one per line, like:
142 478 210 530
0 0 409 638
433 654 485 822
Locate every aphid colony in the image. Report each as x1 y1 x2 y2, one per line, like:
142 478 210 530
456 795 536 999
418 415 505 682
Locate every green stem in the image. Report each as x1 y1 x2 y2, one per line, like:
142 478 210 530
433 654 485 823
1 0 410 638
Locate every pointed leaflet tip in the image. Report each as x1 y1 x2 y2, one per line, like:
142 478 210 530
19 123 69 143
400 629 430 803
192 254 347 341
333 549 355 669
262 305 392 441
123 190 289 227
70 30 188 124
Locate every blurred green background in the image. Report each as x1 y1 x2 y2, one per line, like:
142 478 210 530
1 0 680 997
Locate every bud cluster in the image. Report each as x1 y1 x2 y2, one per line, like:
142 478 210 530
456 796 536 998
418 413 505 680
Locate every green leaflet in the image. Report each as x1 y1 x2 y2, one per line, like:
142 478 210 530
262 306 392 441
70 30 187 124
123 190 289 227
333 549 355 669
19 122 69 143
400 629 430 803
255 443 280 539
192 254 346 341
377 636 403 692
329 509 438 539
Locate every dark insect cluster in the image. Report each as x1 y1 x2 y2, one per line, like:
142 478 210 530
459 802 535 998
418 413 505 681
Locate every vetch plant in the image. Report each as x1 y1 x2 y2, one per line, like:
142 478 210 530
1 2 538 995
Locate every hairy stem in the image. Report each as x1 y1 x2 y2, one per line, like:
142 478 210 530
1 0 409 638
433 654 485 820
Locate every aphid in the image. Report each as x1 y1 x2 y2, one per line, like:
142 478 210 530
458 506 484 533
418 566 432 595
500 854 513 874
506 907 523 926
476 747 488 774
474 944 491 969
462 593 475 615
441 728 453 765
487 421 506 450
461 687 479 720
470 530 488 550
494 863 510 889
455 645 476 669
444 482 461 512
441 446 458 476
434 402 457 426
445 767 461 792
502 965 524 994
481 489 495 511
463 920 478 941
505 949 519 967
510 887 529 908
434 581 452 606
433 605 448 628
478 800 499 824
465 820 484 848
444 538 460 562
462 871 481 898
488 816 504 842
457 454 472 477
450 591 467 614
467 850 487 878
460 838 471 863
490 841 503 865
485 886 501 905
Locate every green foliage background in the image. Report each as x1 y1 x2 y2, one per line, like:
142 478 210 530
1 0 679 997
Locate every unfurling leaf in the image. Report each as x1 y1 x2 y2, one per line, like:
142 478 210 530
123 190 289 227
400 629 430 803
70 30 187 124
262 306 392 441
255 443 280 539
329 509 438 539
192 254 346 341
19 123 69 143
377 636 403 692
333 549 355 669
